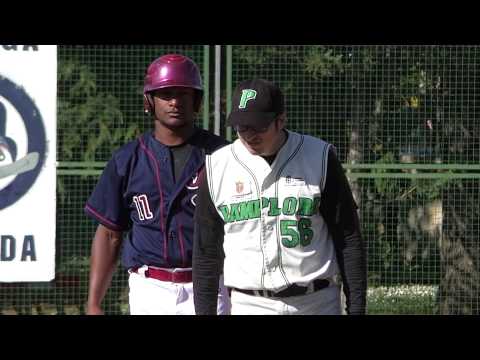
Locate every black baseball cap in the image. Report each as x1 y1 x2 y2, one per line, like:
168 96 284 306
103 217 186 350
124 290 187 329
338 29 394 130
227 79 285 128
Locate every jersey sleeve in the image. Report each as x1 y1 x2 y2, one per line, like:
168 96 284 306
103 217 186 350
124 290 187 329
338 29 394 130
192 169 225 315
320 148 367 315
84 155 130 231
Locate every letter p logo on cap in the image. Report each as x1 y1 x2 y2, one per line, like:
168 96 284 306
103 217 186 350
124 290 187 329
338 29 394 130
238 89 257 109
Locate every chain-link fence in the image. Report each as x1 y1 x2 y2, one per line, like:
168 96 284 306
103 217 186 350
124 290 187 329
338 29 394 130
1 45 209 314
0 45 478 314
229 45 480 314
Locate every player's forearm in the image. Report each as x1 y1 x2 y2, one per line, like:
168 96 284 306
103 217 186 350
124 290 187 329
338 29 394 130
87 225 122 310
192 261 221 315
192 219 223 315
325 150 367 314
341 220 367 315
192 173 225 314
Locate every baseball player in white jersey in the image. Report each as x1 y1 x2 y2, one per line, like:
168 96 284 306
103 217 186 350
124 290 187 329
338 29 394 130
192 79 366 315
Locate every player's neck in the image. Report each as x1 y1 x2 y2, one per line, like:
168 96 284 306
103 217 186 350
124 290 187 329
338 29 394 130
273 129 288 153
153 123 195 146
262 129 288 157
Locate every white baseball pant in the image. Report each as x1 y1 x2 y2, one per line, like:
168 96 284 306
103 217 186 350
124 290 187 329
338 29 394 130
230 284 342 315
128 268 231 315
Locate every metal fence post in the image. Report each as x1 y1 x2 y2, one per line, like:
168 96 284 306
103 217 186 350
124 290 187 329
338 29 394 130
226 45 233 141
214 45 221 136
202 45 210 131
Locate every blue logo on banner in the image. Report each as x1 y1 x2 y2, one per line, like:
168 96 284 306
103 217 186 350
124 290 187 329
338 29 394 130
0 75 46 210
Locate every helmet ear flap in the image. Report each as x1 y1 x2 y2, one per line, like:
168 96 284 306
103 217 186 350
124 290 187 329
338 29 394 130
144 94 154 114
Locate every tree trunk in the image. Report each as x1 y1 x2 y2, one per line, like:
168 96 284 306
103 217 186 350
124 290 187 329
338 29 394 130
438 180 480 314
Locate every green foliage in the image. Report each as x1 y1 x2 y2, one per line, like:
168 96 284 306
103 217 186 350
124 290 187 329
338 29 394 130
413 178 450 200
234 45 299 69
232 45 301 96
373 152 403 198
45 46 480 315
57 60 141 162
57 256 90 274
304 46 347 79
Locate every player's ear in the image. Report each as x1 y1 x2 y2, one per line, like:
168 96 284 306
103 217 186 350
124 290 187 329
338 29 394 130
276 113 286 130
193 91 202 113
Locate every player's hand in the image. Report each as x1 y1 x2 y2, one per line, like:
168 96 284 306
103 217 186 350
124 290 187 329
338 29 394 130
86 304 104 315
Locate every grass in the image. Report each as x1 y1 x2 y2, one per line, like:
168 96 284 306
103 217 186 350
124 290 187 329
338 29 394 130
2 283 439 315
367 284 438 315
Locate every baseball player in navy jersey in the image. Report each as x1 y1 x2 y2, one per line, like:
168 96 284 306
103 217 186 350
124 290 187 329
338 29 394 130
193 79 367 315
85 54 231 315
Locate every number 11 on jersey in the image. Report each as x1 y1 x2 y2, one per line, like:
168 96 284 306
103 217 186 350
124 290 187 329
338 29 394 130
133 194 153 220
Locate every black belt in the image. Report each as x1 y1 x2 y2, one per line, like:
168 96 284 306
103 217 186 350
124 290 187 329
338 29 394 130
233 279 330 298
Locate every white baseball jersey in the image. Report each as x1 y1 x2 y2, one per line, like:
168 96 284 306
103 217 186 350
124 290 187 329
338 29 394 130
206 130 340 292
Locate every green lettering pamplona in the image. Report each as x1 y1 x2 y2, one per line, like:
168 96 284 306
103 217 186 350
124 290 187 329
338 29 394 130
229 203 242 222
239 200 261 220
313 197 321 213
262 197 270 209
297 197 314 216
282 197 297 215
219 196 321 223
267 197 281 216
219 200 261 222
219 205 231 223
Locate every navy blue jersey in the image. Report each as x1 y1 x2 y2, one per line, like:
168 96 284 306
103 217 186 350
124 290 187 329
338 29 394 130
85 128 228 269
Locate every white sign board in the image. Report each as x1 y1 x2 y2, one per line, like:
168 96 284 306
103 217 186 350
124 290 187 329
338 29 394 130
0 45 57 281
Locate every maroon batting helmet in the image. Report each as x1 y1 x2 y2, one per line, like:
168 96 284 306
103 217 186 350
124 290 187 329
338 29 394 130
143 54 203 113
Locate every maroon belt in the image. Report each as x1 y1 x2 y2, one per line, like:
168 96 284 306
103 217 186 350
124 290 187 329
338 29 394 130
131 267 192 283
